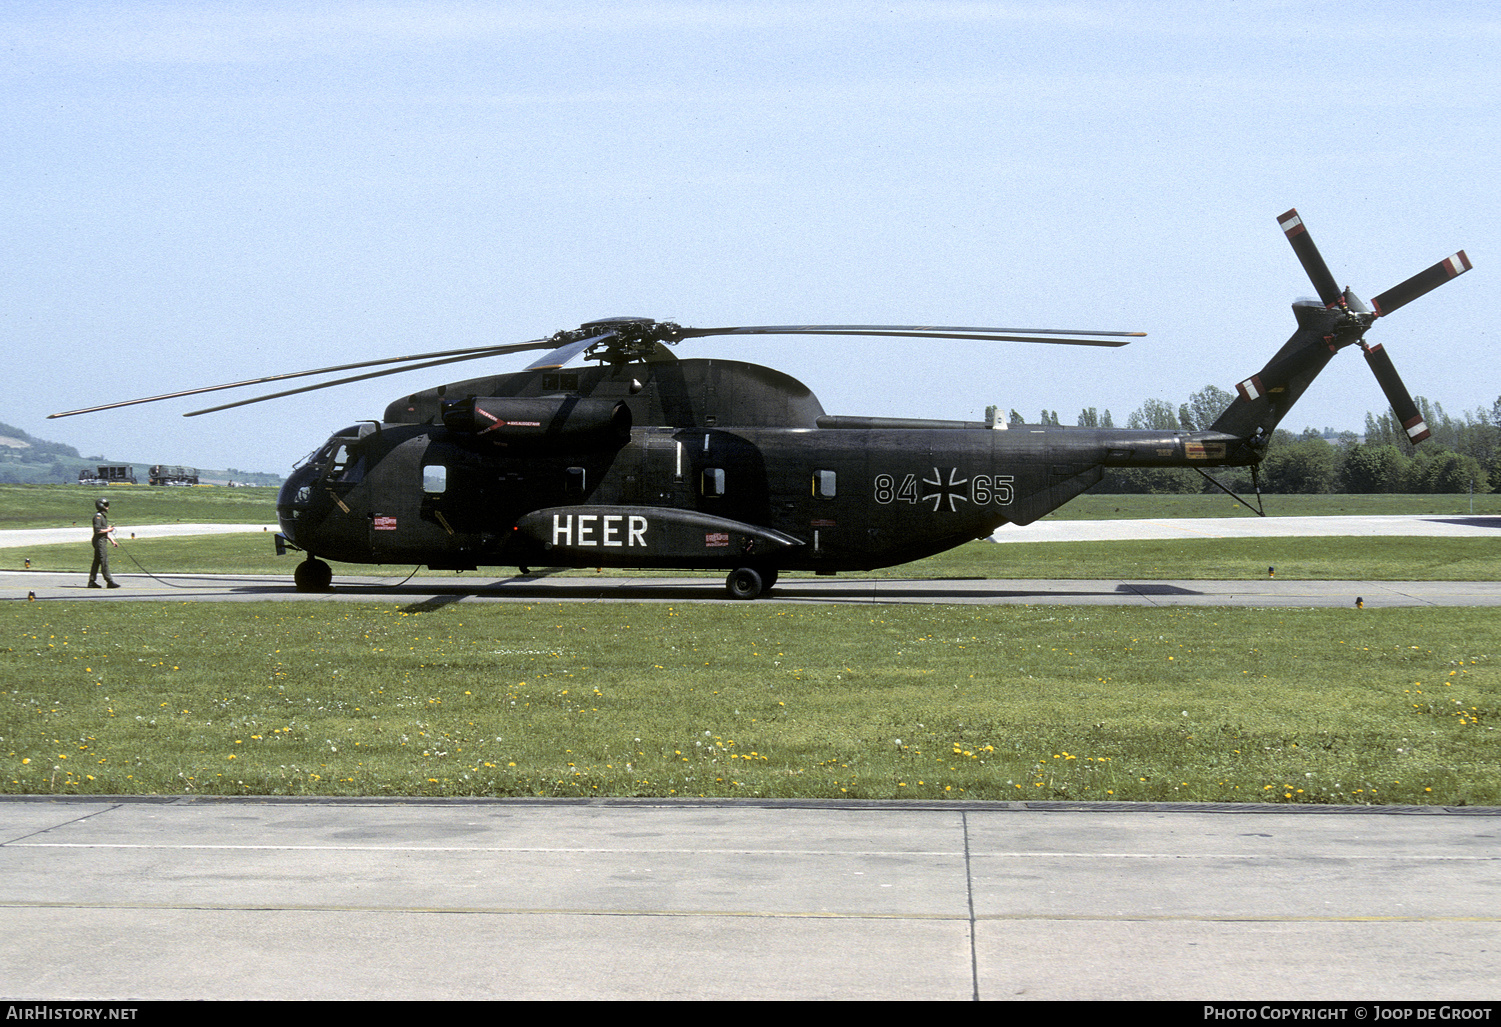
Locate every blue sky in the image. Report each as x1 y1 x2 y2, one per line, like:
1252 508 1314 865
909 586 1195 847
4 1 1497 473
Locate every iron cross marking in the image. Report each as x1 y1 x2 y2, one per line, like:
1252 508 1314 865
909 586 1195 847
922 467 970 512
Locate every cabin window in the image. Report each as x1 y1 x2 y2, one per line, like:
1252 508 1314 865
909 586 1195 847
422 465 447 494
327 443 366 484
813 469 837 499
565 466 587 496
702 467 726 497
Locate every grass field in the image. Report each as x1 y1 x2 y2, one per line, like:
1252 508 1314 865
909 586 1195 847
4 484 1496 806
3 601 1495 804
0 483 279 529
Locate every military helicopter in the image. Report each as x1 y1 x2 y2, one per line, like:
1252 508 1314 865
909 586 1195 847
52 209 1470 598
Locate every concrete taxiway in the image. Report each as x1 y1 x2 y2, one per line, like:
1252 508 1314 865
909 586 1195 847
0 522 280 549
2 797 1498 1001
990 513 1501 542
6 568 1501 607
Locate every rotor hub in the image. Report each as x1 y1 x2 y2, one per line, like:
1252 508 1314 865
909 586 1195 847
551 319 686 364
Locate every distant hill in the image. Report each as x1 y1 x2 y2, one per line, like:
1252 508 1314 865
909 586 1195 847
0 419 282 486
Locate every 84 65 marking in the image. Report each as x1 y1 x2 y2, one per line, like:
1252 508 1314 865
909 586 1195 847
873 469 1013 509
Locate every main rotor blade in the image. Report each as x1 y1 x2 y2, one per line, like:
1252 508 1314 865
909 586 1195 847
678 325 1142 347
524 330 617 370
1363 343 1431 444
183 347 543 417
48 338 555 419
1370 251 1472 317
1277 208 1344 308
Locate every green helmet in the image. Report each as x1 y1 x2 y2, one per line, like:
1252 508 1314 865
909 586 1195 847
96 497 109 512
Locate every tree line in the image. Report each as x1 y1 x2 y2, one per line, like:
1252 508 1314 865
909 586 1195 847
1009 387 1499 494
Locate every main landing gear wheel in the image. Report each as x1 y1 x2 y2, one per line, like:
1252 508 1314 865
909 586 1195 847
294 557 333 593
726 566 767 600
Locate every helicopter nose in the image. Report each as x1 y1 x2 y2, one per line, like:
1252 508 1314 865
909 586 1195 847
276 463 322 541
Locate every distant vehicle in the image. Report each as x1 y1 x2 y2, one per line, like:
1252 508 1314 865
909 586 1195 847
77 464 136 486
149 464 199 486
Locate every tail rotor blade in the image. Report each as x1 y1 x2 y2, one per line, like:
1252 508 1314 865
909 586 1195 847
1363 343 1431 444
1278 208 1344 308
1370 251 1473 317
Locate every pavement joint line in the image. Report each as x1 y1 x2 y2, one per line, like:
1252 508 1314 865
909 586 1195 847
962 809 978 1003
0 803 124 847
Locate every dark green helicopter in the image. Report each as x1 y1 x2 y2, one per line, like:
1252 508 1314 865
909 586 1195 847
53 210 1471 598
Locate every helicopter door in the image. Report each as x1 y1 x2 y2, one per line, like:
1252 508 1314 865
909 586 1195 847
613 442 644 504
643 430 692 507
369 458 447 559
413 463 453 538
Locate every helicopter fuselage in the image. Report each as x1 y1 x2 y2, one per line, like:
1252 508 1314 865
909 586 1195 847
276 356 1252 581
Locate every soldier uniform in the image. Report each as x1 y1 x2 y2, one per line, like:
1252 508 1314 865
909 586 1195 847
89 498 119 588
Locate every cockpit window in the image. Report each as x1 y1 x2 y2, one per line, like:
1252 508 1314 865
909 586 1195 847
324 441 366 484
296 441 337 471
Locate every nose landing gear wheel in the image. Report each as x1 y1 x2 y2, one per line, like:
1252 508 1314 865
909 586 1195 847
726 566 764 600
294 557 333 592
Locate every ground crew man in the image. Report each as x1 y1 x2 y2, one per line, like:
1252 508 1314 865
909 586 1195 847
89 497 120 589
